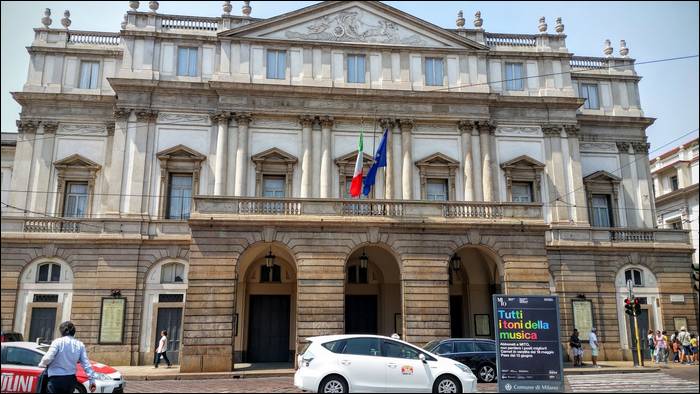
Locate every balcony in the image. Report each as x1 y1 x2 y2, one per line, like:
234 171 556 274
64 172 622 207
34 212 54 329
547 227 692 250
191 197 544 227
1 216 190 239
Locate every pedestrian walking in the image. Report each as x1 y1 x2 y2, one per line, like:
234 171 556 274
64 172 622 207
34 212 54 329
569 329 583 367
647 329 655 362
690 333 698 364
38 321 96 393
672 337 681 363
678 327 692 364
154 330 172 368
653 330 667 364
661 331 669 363
588 327 600 368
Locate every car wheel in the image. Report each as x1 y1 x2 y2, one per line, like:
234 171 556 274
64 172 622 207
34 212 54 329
318 375 348 393
433 374 461 394
478 364 496 383
73 383 87 394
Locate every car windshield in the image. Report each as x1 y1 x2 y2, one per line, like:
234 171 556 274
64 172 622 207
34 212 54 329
37 346 50 353
423 340 440 351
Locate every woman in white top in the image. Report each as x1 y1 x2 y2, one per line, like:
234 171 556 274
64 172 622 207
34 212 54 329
154 330 172 368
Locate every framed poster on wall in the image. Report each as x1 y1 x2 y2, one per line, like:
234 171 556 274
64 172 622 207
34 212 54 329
572 299 594 339
474 314 491 336
673 317 688 332
98 297 126 344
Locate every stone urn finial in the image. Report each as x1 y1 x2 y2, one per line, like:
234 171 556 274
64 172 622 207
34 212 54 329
129 1 139 11
603 39 613 57
456 10 465 29
41 8 52 28
60 10 71 29
619 39 629 57
223 1 232 15
121 14 128 29
242 1 251 17
538 16 547 33
148 1 159 13
555 17 564 34
474 11 483 29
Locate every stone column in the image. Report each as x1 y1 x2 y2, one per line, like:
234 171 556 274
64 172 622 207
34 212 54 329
543 125 569 223
617 141 638 227
29 122 58 214
234 113 252 197
8 120 38 212
471 124 483 200
125 109 156 215
478 121 495 201
458 120 474 201
212 112 231 196
226 116 239 196
105 108 130 215
380 118 395 200
633 141 654 227
319 116 334 198
565 125 588 224
299 115 314 198
399 119 415 200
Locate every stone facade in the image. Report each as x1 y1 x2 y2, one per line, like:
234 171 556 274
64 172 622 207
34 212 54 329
1 1 696 372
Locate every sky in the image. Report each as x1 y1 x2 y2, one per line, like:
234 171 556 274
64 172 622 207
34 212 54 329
1 1 698 156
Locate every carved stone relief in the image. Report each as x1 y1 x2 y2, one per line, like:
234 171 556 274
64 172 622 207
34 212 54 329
157 112 211 126
495 126 543 137
579 142 618 153
60 124 106 134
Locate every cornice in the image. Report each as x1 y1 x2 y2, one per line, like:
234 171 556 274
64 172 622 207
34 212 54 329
576 113 656 130
27 46 123 58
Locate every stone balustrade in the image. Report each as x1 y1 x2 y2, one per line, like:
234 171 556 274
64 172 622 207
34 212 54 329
192 196 544 222
570 56 608 70
547 227 691 248
160 15 220 31
485 33 537 47
67 30 120 46
2 217 190 237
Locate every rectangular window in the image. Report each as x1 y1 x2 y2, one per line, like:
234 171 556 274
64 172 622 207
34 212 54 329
78 61 100 89
670 176 679 191
263 175 285 197
427 179 448 201
505 62 524 91
347 54 366 83
167 174 193 220
669 220 683 230
511 182 533 203
591 194 612 227
580 83 600 109
63 182 88 218
177 47 198 77
425 58 444 86
266 49 286 80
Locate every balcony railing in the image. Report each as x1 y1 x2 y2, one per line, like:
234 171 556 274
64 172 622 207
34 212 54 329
570 56 608 70
1 217 190 236
160 15 219 31
610 229 655 242
485 33 537 47
547 227 691 247
67 31 120 46
24 219 81 233
193 197 544 222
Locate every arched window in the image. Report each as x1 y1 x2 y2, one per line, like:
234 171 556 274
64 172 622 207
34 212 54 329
260 264 281 283
347 264 368 284
160 263 185 284
624 268 644 287
36 263 61 283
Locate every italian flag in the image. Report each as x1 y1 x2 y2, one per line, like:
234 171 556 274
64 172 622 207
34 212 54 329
349 130 364 197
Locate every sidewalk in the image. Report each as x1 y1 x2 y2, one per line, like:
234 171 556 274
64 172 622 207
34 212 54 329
563 361 660 375
117 363 295 381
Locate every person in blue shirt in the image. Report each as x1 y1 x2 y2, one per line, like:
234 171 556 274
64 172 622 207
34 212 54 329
38 321 96 393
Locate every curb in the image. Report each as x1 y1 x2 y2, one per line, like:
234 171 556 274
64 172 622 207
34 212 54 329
123 371 295 381
564 367 660 375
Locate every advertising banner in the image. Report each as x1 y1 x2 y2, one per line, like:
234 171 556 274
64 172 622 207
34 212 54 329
493 295 563 393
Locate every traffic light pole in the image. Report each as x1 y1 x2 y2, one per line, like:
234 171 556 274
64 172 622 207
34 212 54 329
627 281 643 367
633 313 643 367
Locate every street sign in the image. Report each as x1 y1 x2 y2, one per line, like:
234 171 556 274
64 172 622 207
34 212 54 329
493 295 563 393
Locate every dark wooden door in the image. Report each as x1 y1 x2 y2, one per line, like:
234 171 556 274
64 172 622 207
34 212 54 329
345 295 378 334
450 296 464 338
29 308 56 342
247 295 291 363
156 308 182 364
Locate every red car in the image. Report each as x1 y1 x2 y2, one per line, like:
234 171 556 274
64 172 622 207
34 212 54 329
1 342 125 393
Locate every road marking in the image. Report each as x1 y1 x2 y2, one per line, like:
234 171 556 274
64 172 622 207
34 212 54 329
567 372 698 392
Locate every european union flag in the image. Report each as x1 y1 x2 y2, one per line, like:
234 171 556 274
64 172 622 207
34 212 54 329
362 129 388 196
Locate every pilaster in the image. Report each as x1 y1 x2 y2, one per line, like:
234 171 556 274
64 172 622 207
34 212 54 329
319 116 334 198
399 119 414 200
458 120 474 201
234 113 252 197
299 115 314 198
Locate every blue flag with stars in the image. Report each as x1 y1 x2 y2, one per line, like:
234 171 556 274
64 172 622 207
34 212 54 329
363 129 388 196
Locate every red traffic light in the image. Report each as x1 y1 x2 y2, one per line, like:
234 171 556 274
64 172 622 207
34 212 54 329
625 298 630 305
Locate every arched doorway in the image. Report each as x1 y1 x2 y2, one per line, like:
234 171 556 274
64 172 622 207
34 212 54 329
344 245 401 336
236 242 296 364
15 259 74 342
615 265 661 361
448 247 502 338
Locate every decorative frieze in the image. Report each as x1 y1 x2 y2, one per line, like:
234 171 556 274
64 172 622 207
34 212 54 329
60 124 103 134
158 112 211 125
579 142 618 153
495 125 542 137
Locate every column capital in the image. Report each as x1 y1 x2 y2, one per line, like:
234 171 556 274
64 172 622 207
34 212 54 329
319 115 335 128
105 123 115 136
16 119 39 134
476 120 496 134
615 141 631 153
541 124 562 137
41 122 59 134
234 112 253 126
632 141 650 154
209 111 232 123
113 107 131 121
299 114 315 128
379 118 395 130
564 124 580 137
398 118 415 132
457 120 475 133
135 109 158 122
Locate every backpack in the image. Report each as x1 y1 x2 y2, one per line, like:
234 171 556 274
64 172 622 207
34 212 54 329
648 336 654 348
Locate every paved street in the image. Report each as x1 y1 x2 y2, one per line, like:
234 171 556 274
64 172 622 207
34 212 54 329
125 367 699 393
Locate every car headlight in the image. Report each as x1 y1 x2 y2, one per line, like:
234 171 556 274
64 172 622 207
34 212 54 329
94 372 112 381
454 363 471 375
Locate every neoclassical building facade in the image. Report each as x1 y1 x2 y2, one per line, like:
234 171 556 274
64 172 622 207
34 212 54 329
1 1 696 371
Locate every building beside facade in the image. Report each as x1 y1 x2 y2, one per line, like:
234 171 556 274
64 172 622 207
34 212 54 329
1 1 696 372
651 138 699 266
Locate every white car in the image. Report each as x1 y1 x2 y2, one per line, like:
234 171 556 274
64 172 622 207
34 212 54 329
294 334 477 393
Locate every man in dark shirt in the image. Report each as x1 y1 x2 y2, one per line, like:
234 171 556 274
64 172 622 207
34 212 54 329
569 329 583 367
